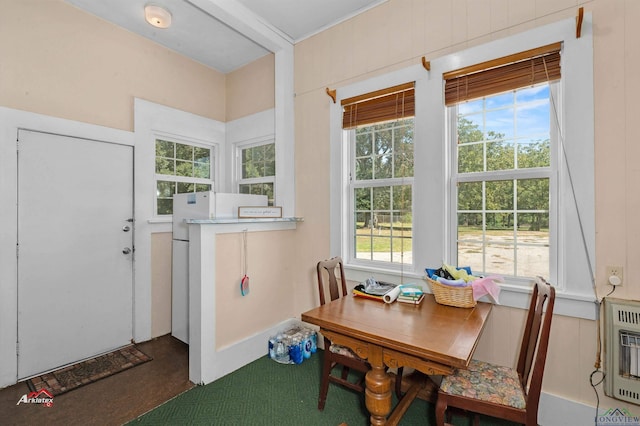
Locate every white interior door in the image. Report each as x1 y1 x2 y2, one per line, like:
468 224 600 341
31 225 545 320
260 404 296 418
17 130 134 378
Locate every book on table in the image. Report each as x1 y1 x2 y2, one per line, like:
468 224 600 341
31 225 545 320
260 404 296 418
396 293 425 305
399 284 423 297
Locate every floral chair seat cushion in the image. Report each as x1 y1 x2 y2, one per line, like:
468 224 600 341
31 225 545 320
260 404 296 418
440 359 526 409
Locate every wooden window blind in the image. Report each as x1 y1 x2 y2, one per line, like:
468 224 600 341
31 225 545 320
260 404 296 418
342 82 415 129
443 42 562 106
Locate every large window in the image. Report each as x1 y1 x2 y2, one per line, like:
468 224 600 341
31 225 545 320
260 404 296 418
344 84 414 266
155 138 213 215
331 16 595 316
451 84 554 279
238 141 275 205
445 44 560 281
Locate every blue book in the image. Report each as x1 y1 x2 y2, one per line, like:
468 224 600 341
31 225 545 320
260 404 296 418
399 284 423 297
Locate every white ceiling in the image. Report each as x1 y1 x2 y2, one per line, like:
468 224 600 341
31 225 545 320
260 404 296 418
65 0 387 74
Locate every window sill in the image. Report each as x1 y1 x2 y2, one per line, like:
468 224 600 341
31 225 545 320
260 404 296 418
147 217 172 224
344 264 597 320
185 217 303 234
147 217 172 233
185 217 303 225
496 282 597 320
146 216 303 234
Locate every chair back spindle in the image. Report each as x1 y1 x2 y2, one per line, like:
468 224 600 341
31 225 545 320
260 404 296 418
517 277 555 418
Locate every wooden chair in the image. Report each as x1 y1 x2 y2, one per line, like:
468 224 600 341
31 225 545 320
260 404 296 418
435 277 555 426
316 257 403 410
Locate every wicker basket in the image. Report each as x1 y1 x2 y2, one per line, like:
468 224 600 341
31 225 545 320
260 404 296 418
427 277 476 308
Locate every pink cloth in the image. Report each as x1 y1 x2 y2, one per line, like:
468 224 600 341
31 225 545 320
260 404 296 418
471 276 502 303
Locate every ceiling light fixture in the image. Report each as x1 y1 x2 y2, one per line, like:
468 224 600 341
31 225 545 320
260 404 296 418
144 4 172 29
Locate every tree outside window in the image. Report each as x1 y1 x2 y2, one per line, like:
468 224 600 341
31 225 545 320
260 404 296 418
352 119 414 264
155 138 213 215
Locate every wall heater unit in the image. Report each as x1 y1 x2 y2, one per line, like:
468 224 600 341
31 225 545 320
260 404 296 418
605 298 640 404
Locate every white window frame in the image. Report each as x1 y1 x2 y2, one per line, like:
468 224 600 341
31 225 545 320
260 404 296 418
134 99 225 343
330 15 595 319
235 137 276 204
154 134 218 216
447 83 559 285
330 65 426 284
346 119 415 271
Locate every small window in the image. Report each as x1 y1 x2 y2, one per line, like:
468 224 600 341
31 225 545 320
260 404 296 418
343 83 415 266
238 142 275 205
351 120 414 264
155 138 214 215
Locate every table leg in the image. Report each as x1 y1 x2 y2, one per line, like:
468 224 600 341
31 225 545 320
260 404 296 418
365 346 392 425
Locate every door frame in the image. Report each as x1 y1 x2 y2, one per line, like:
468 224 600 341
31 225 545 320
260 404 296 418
0 107 136 388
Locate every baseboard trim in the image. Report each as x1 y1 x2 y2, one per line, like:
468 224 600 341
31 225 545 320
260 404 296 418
211 318 299 382
540 392 595 426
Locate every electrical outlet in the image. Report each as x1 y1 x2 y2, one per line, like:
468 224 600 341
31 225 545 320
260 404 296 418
606 265 624 286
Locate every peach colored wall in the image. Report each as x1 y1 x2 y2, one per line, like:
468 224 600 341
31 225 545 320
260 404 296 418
215 230 296 349
292 0 640 412
226 53 275 121
0 0 226 131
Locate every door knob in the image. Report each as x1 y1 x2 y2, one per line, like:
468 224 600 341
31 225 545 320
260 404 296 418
122 247 132 254
122 225 131 232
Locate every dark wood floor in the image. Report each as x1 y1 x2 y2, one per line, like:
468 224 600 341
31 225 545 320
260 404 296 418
1 334 193 426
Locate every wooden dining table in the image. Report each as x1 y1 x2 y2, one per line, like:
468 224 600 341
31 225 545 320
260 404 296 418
301 293 492 426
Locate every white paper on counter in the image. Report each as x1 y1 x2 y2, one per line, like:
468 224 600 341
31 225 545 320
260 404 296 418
383 286 401 303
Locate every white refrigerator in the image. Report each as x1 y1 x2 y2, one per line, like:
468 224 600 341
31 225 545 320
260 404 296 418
171 191 268 343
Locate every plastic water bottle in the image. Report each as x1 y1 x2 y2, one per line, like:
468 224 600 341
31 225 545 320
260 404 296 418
309 330 317 353
302 331 312 359
274 335 291 364
290 336 304 364
268 336 276 359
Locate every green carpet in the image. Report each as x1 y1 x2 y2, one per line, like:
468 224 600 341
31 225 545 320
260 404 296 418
128 351 518 426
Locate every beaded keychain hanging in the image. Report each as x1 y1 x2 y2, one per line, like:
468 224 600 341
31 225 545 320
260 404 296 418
240 229 250 296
